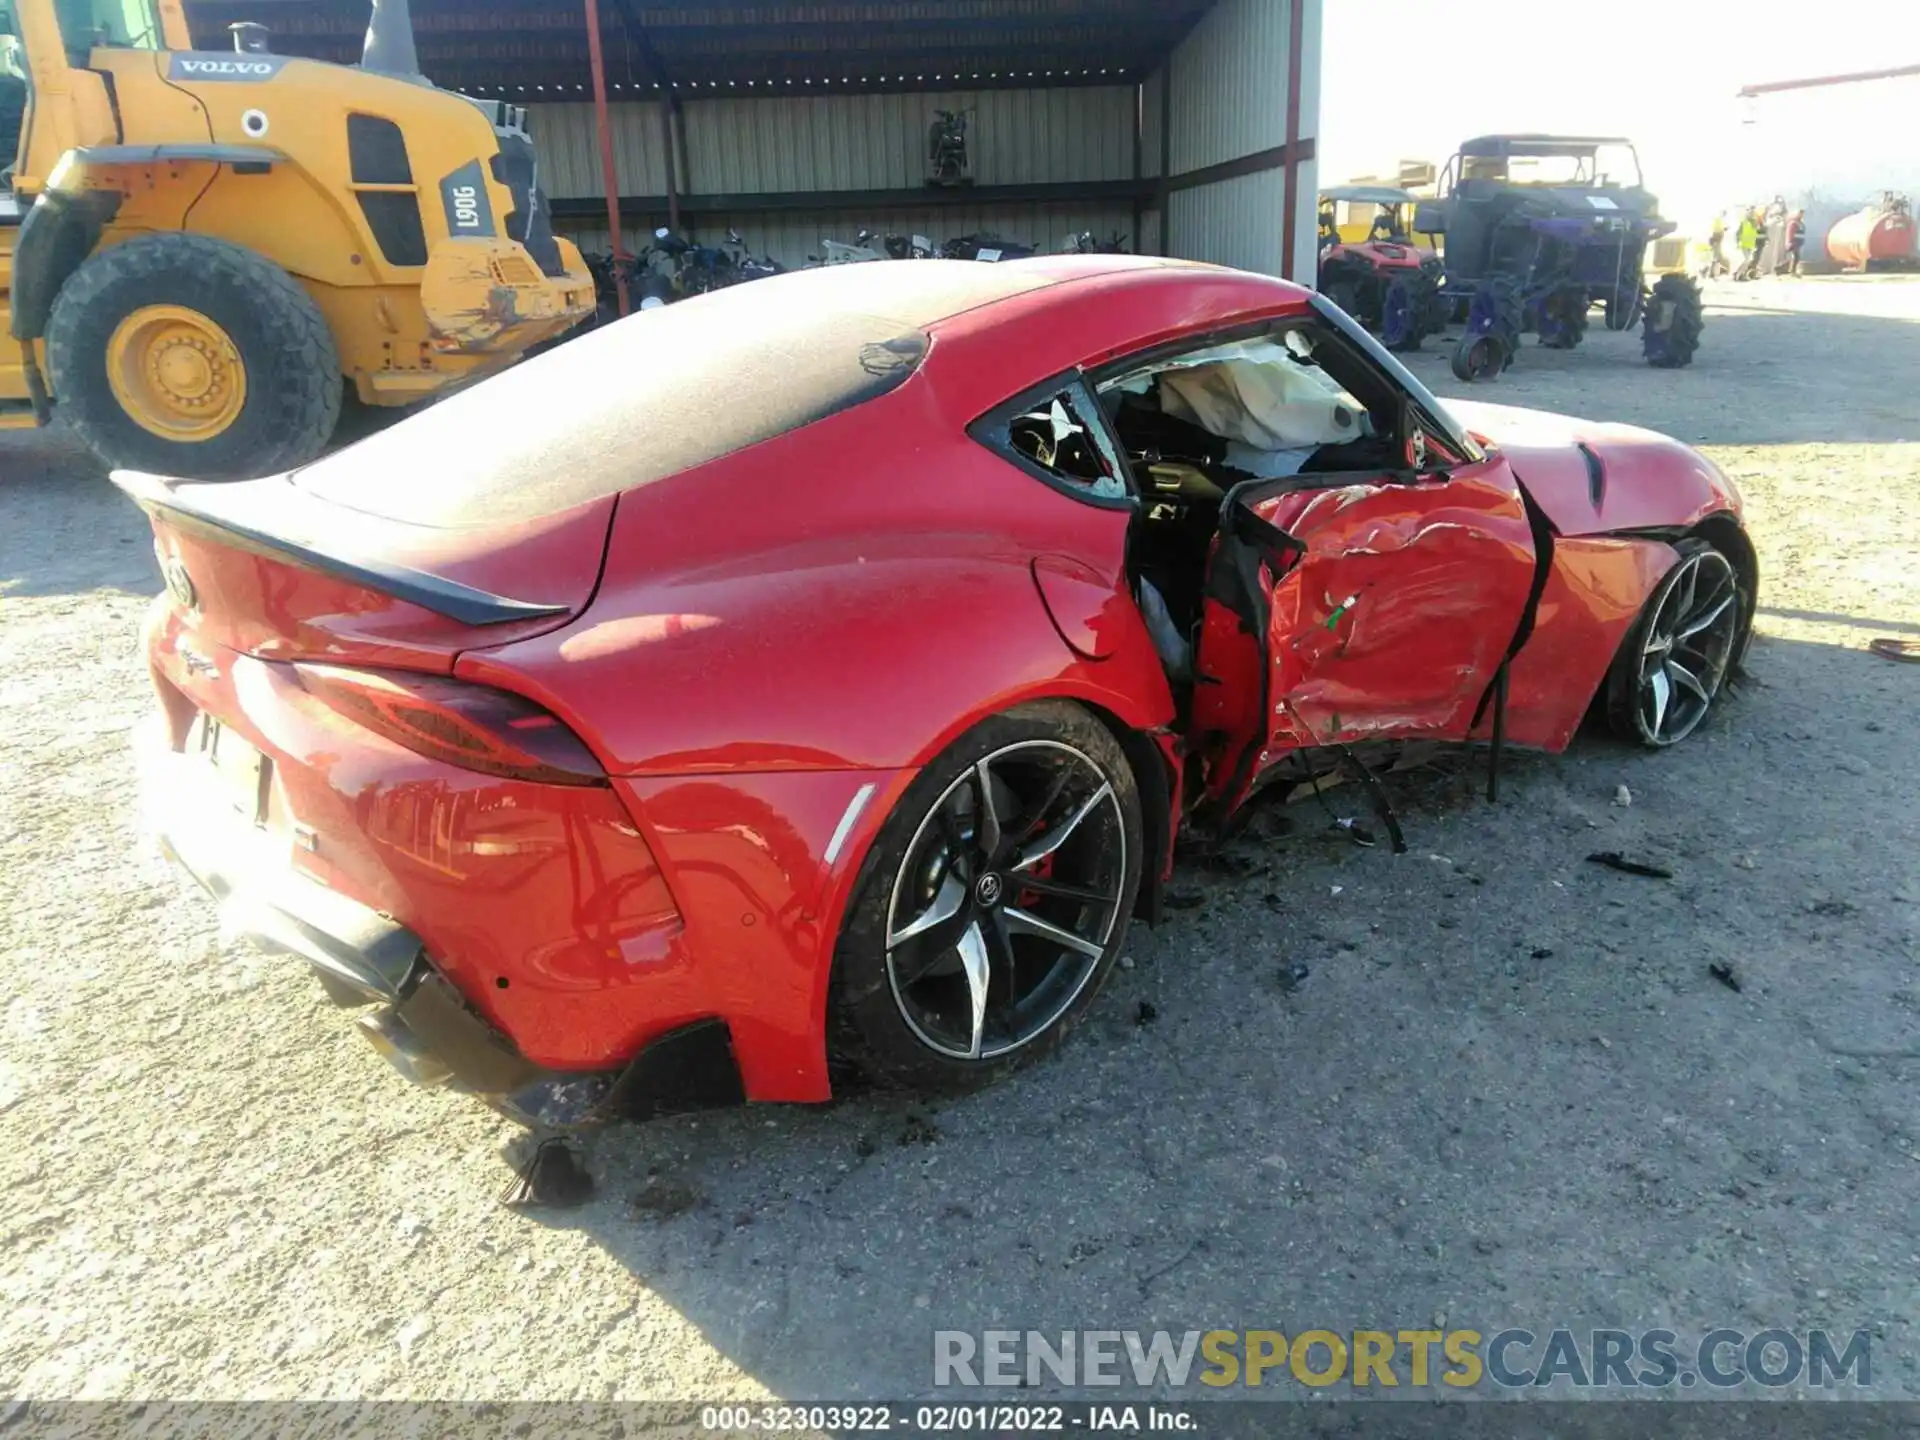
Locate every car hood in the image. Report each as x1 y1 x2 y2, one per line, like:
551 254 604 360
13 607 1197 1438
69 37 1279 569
1445 400 1742 538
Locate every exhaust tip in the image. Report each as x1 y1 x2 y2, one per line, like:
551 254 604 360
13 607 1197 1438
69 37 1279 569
357 1009 453 1088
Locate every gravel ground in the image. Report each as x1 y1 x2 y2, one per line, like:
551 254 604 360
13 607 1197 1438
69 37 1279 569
2 275 1918 1404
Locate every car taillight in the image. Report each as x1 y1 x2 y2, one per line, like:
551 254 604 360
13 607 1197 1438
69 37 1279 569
294 664 606 787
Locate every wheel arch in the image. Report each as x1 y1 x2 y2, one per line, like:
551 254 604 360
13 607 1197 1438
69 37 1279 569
1073 697 1178 923
1689 511 1759 669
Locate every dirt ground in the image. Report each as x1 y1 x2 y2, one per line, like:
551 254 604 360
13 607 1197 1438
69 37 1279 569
2 274 1918 1404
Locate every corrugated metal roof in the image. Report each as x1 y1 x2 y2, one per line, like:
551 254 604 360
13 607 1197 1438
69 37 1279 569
183 0 1218 94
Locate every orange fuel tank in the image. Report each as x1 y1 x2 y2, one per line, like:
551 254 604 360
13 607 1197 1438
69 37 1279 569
1826 202 1918 270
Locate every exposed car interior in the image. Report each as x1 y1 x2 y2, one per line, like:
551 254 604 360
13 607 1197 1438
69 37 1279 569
1108 324 1414 688
994 316 1472 700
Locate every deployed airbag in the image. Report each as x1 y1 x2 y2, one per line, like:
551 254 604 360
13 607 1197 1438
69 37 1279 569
1152 341 1365 452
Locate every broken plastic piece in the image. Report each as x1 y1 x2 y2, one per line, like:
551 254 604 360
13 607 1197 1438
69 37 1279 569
1586 851 1673 879
1336 745 1408 854
500 1137 595 1209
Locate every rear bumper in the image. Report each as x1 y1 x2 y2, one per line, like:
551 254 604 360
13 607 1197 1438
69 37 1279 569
134 719 744 1128
419 236 596 355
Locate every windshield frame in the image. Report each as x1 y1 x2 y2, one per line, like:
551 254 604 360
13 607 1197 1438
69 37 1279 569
54 0 165 57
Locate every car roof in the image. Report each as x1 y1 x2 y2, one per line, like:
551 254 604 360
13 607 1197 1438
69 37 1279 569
293 255 1210 527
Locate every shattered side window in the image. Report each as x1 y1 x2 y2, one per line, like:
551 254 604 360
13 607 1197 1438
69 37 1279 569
1001 386 1129 501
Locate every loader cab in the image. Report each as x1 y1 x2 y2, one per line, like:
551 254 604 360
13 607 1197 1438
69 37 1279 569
0 1 26 193
2 0 187 194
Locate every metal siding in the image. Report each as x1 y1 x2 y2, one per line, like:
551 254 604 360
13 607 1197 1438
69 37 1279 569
534 87 1135 199
1168 0 1289 174
1140 67 1164 180
1168 170 1285 274
557 202 1142 273
1162 0 1322 278
524 102 670 199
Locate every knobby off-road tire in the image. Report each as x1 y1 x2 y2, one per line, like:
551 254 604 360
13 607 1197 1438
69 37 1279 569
46 233 341 480
1537 286 1590 349
828 702 1143 1095
1642 273 1705 370
1381 270 1438 352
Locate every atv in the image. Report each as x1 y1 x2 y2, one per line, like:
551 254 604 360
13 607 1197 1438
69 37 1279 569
1412 135 1704 381
1316 185 1447 352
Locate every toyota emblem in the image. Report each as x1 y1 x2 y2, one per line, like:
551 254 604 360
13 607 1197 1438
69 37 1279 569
974 873 1004 907
162 555 198 611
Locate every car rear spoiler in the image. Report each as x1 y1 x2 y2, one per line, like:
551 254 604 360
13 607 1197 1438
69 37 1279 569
111 470 571 628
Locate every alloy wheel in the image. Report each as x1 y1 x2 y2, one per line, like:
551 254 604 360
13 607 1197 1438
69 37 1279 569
1633 550 1742 746
884 740 1128 1061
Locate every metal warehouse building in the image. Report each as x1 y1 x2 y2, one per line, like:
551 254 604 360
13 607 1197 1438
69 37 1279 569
181 0 1323 280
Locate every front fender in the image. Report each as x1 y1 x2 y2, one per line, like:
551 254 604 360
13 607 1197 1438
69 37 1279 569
6 152 126 340
1448 400 1743 538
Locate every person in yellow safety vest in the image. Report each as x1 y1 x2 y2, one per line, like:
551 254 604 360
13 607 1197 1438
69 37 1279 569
1706 212 1728 278
1736 210 1760 281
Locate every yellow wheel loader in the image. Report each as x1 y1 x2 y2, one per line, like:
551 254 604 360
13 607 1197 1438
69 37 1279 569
0 0 595 480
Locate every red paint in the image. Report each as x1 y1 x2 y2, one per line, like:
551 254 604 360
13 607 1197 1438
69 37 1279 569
1320 240 1427 272
1505 538 1679 752
129 257 1751 1107
1447 400 1744 537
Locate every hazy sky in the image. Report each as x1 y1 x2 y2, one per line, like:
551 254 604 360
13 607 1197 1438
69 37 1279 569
1318 0 1920 225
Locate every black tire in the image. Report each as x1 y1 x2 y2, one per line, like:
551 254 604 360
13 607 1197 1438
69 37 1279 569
1603 539 1746 748
1642 273 1704 369
46 232 341 480
1323 276 1363 321
1381 270 1436 352
1537 285 1590 349
828 702 1143 1094
1449 278 1521 381
1604 284 1645 331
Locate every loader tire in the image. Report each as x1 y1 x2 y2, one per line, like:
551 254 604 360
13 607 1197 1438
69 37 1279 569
46 233 341 481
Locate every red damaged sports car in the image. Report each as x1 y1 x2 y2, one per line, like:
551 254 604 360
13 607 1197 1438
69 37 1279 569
119 256 1754 1126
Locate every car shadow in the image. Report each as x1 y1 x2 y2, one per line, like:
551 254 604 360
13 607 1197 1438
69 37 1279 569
526 625 1918 1401
0 428 156 600
1400 303 1920 447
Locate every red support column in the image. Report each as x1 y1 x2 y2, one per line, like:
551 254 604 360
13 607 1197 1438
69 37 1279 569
583 0 630 315
1279 0 1306 281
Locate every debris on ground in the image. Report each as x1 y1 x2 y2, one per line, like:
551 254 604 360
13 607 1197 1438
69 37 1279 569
500 1138 596 1210
1329 885 1345 897
1736 854 1757 870
1135 1001 1159 1027
628 1175 704 1220
1586 851 1674 880
1276 963 1312 994
1335 817 1377 848
1118 954 1136 971
1708 961 1744 994
1613 785 1633 807
898 1113 942 1147
1200 849 1261 877
1530 947 1554 960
